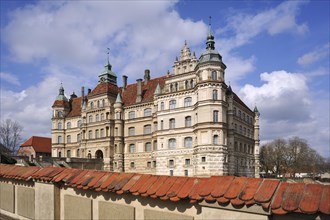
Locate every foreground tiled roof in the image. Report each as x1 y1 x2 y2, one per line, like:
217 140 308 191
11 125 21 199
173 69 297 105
0 165 328 216
20 136 51 153
122 76 166 107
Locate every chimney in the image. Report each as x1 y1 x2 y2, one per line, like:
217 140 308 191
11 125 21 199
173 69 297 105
144 69 150 85
122 75 128 90
81 86 85 98
136 79 142 103
88 88 91 94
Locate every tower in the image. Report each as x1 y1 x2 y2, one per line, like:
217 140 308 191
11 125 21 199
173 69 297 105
113 93 124 172
254 106 260 177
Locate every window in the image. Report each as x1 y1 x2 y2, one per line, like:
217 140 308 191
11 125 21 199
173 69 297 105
114 162 117 168
168 138 176 149
213 90 218 100
175 82 178 91
239 125 242 134
100 129 104 138
130 162 135 168
169 118 175 129
57 136 62 144
67 150 71 158
153 161 156 167
170 170 174 176
234 142 238 151
144 108 152 117
153 141 157 150
129 144 135 153
147 161 151 168
58 152 62 157
185 80 189 89
90 102 94 109
184 137 192 148
58 122 62 130
95 129 99 139
160 102 164 110
128 127 135 136
213 110 219 122
77 120 82 127
67 122 71 129
88 130 92 139
96 114 100 122
77 134 81 142
243 127 246 136
169 159 174 167
128 111 135 119
185 158 191 165
87 153 92 159
247 129 250 138
169 100 176 109
185 116 192 127
212 71 217 80
233 107 236 116
58 111 63 117
77 149 80 157
116 112 121 120
201 156 206 163
88 115 93 123
145 142 152 152
115 128 118 136
213 135 219 145
184 97 192 107
160 120 164 130
144 124 151 134
238 110 241 118
184 170 188 176
243 113 245 120
97 100 100 108
101 113 105 121
67 135 71 143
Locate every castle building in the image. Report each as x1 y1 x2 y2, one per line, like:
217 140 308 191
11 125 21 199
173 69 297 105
51 27 260 177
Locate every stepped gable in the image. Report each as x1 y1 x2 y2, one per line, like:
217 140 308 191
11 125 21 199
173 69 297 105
67 97 82 117
0 164 329 216
122 76 166 106
21 136 51 153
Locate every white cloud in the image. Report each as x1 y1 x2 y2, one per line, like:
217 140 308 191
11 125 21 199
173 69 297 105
239 70 329 158
297 43 330 66
219 1 308 52
0 72 20 86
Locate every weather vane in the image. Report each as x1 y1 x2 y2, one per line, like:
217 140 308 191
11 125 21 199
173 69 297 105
107 48 110 63
209 16 212 26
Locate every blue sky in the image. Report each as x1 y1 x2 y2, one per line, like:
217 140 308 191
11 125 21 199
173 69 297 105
1 0 329 157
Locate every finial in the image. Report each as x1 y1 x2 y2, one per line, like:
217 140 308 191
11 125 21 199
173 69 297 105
107 48 110 65
184 40 187 46
209 16 212 27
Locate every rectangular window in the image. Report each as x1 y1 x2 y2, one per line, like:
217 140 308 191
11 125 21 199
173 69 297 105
77 134 81 142
128 127 135 136
185 116 191 127
213 110 219 122
128 111 135 119
185 158 190 165
201 156 206 163
130 162 135 168
144 108 152 117
160 120 164 130
160 102 164 110
100 129 104 138
170 170 174 176
169 159 174 167
95 129 99 139
147 161 151 168
153 160 156 167
169 100 176 109
184 170 188 176
169 118 175 129
88 131 92 139
184 97 192 107
144 125 151 134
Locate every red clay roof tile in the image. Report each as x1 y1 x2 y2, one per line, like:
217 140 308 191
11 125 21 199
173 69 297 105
231 198 245 206
20 136 51 153
137 175 159 194
189 178 207 201
122 174 142 192
166 177 188 198
177 178 197 199
199 176 221 197
99 173 118 191
239 178 262 201
271 182 289 210
114 173 135 191
95 173 113 191
319 185 330 215
129 174 152 193
67 97 82 117
272 207 287 215
281 183 305 212
155 176 178 197
146 176 168 196
224 177 247 199
217 197 230 204
299 184 323 214
210 176 234 198
254 179 280 203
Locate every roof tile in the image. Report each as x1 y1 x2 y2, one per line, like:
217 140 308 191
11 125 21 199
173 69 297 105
210 176 234 198
254 179 280 203
122 174 142 192
146 176 168 196
224 177 247 199
271 182 289 210
155 176 178 197
281 183 305 212
138 175 159 194
239 178 262 201
299 184 323 214
319 185 330 215
129 174 152 193
166 177 188 198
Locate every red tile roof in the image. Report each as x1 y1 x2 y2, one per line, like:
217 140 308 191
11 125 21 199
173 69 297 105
20 136 51 153
88 83 119 97
67 97 82 117
52 100 70 108
0 165 329 216
122 76 166 107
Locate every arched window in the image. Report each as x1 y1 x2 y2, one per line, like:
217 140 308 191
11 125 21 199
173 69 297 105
190 79 194 87
170 84 173 92
144 124 151 134
77 133 81 142
95 150 103 159
130 162 135 168
213 90 218 100
213 135 219 145
213 110 219 122
128 111 135 119
168 138 176 149
175 82 178 91
87 153 92 159
212 71 217 80
169 118 175 129
77 149 80 157
185 116 192 127
96 114 100 122
77 120 82 127
67 150 71 158
90 102 94 109
95 129 99 138
169 100 176 109
97 100 100 108
58 122 62 130
160 102 165 110
88 130 92 139
144 108 152 117
88 115 93 123
145 142 152 152
58 152 62 158
129 144 135 153
100 129 104 138
102 100 105 107
184 97 192 107
184 137 192 148
57 136 62 144
67 122 71 129
67 135 71 143
101 113 104 121
185 80 189 89
128 127 135 136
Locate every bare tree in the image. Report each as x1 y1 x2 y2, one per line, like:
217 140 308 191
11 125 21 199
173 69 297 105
0 119 23 154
